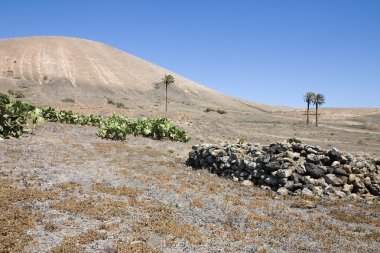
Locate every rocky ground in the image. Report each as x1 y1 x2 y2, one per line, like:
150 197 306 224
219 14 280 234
1 94 380 252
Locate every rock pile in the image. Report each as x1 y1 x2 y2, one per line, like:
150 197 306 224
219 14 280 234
187 142 380 198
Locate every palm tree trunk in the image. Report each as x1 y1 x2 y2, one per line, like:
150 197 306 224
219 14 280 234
306 102 310 125
165 84 168 111
315 104 318 126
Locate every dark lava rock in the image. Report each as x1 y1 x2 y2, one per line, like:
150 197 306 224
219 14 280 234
333 167 349 176
328 149 342 162
265 161 281 171
305 163 326 179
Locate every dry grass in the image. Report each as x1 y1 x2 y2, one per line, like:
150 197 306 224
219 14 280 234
190 197 205 208
132 202 204 245
99 222 120 231
56 182 82 192
51 230 106 253
93 142 166 158
224 194 243 206
93 183 140 198
51 197 128 220
0 179 51 253
330 209 380 227
44 222 61 232
117 242 162 253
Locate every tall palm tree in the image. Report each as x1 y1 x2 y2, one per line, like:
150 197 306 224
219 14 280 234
160 74 175 111
313 93 325 126
303 92 315 125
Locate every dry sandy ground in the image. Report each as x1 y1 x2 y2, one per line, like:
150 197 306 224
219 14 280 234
1 36 379 252
1 99 380 253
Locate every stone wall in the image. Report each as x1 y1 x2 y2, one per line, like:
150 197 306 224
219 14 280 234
187 142 380 198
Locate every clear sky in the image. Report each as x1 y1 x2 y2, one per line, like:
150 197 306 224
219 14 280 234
1 0 379 108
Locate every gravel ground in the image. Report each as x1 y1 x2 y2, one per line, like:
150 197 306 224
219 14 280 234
1 122 379 253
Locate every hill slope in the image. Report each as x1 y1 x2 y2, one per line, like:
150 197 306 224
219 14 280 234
0 36 269 110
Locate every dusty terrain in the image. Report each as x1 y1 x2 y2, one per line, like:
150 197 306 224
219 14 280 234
1 36 380 252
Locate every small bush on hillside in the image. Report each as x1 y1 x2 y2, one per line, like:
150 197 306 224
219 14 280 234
286 137 302 144
205 108 227 114
61 98 75 103
107 98 126 109
107 98 115 105
7 89 15 95
115 102 126 109
14 91 25 98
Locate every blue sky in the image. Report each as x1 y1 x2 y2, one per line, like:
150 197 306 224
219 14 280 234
1 0 379 107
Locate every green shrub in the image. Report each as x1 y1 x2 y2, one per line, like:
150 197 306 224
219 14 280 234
107 98 115 105
237 138 245 144
205 108 226 114
97 114 189 142
7 89 15 95
0 92 189 142
115 102 126 108
0 93 44 138
61 98 75 103
14 91 25 98
286 137 302 144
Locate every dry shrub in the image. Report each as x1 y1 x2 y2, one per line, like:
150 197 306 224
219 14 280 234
132 202 204 245
0 179 52 252
56 182 82 192
44 222 60 232
191 197 204 208
51 230 106 253
93 183 140 198
330 209 380 227
51 197 128 220
224 194 243 206
117 242 162 253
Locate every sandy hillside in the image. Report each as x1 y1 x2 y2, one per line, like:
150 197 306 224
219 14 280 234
0 36 379 253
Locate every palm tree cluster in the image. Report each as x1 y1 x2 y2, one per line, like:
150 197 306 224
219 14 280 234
303 92 326 126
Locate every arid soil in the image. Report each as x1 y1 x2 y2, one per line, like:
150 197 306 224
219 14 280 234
1 100 379 253
1 36 380 252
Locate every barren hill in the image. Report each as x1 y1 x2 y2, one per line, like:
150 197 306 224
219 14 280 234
0 36 273 111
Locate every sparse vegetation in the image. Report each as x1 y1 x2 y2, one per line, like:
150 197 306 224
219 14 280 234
7 89 25 98
61 98 75 103
107 97 126 109
51 230 106 253
115 102 126 108
14 90 25 98
107 98 115 105
205 107 227 114
160 74 175 111
286 137 301 144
